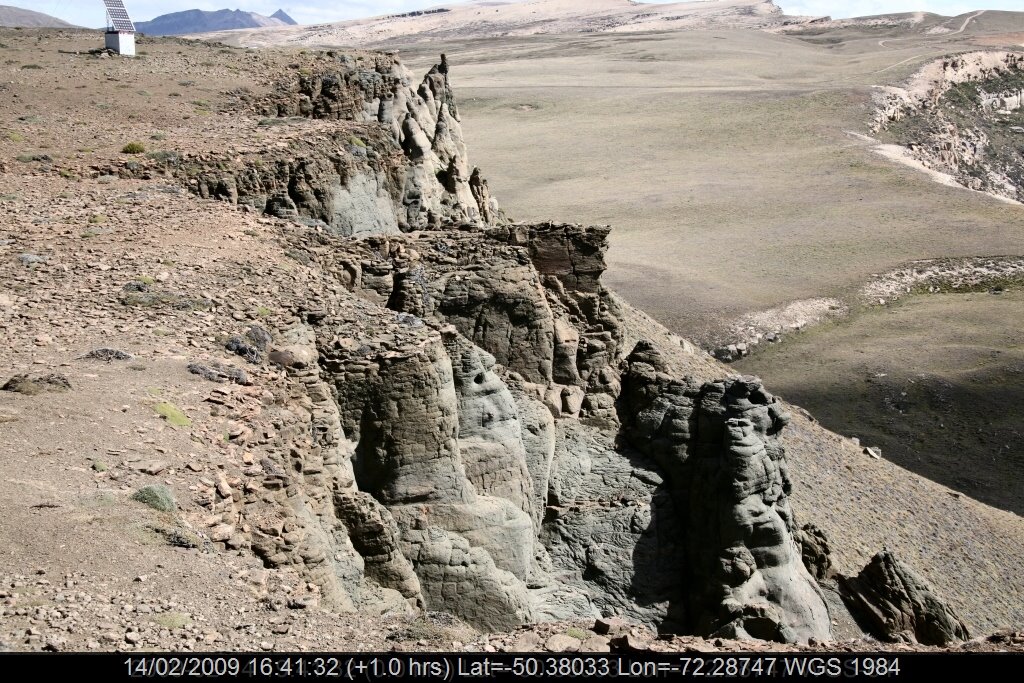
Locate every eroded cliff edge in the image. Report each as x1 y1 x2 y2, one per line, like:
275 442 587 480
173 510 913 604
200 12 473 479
90 52 986 644
874 50 1024 203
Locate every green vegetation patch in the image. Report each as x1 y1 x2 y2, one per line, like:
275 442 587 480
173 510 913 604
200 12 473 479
153 401 192 427
132 484 176 512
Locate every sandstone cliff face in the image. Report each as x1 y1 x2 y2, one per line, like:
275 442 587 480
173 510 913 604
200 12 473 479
156 56 841 643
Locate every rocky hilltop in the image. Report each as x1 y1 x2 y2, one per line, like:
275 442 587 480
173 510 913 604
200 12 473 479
2 31 1024 651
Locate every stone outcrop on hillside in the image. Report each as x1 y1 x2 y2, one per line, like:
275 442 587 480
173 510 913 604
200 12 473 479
250 53 498 230
152 55 851 643
233 211 831 640
102 54 501 234
840 550 970 646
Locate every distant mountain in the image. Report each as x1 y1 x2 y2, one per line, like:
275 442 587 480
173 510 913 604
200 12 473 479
135 9 294 36
0 5 76 28
271 9 298 26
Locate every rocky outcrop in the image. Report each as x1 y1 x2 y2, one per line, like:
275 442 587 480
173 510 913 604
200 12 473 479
840 550 970 646
873 52 1024 130
241 213 834 641
241 322 414 616
150 55 849 642
618 344 831 642
253 54 501 229
310 304 535 631
100 56 502 234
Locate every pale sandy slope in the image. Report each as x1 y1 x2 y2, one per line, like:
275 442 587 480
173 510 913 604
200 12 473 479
199 0 798 48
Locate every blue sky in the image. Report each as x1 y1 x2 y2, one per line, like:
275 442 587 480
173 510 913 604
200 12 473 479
16 1 1019 28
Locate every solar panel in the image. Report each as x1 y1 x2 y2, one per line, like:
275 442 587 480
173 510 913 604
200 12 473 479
103 0 136 32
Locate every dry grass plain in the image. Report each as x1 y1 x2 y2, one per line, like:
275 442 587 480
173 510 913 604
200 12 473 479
392 17 1024 342
736 290 1024 514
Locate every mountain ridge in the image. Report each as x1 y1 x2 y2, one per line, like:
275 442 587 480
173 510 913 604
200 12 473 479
136 8 292 36
0 5 75 28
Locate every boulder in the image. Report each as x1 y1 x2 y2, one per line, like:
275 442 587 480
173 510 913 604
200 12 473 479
840 549 970 646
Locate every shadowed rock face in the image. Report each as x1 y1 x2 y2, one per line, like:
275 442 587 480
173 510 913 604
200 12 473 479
620 345 831 642
840 550 970 646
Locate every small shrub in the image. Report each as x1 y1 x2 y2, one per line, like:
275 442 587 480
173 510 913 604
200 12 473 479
150 132 167 141
89 214 106 224
257 306 272 317
154 612 191 630
132 485 175 512
7 131 24 142
154 401 191 427
168 92 181 97
349 136 366 148
20 64 42 70
565 627 589 640
16 153 51 163
121 142 146 154
92 461 108 472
